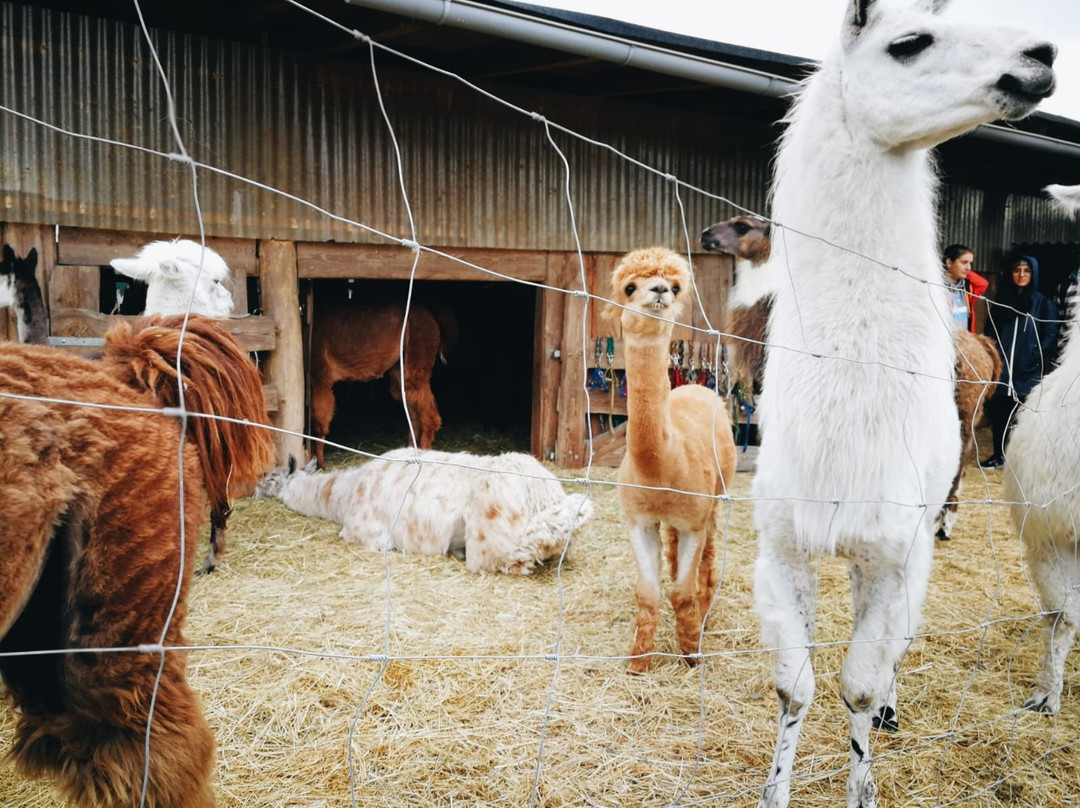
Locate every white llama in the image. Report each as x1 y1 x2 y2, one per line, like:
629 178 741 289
1003 182 1080 715
110 238 234 318
256 449 593 575
751 3 1055 808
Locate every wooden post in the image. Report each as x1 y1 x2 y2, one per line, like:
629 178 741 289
531 252 566 462
260 239 305 464
553 252 589 469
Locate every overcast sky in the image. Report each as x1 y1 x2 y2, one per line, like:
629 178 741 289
530 0 1080 122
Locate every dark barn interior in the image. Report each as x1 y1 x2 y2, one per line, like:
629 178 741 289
307 278 536 460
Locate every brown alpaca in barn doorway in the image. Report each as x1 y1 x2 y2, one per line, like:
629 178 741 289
307 285 457 467
608 247 736 674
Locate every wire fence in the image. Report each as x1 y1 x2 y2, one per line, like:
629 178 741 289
1 2 1078 807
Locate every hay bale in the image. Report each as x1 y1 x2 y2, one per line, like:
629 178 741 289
2 443 1076 807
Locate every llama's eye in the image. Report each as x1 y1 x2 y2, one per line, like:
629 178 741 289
624 284 636 296
671 285 681 295
733 222 751 235
887 33 934 60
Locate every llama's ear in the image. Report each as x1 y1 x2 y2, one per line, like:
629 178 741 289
25 248 38 272
110 257 150 280
302 458 318 474
2 244 14 264
287 455 297 475
762 223 772 239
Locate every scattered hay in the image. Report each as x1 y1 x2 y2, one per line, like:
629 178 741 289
2 443 1077 807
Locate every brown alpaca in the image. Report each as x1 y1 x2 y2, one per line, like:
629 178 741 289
0 314 275 808
609 247 737 674
935 329 1002 539
700 216 773 396
309 290 457 467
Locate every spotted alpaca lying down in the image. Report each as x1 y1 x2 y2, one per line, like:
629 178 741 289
257 449 593 575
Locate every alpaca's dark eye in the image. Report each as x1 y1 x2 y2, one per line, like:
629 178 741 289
887 33 934 60
624 284 636 296
671 284 681 295
733 221 751 235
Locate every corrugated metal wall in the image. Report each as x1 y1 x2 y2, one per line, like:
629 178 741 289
0 3 772 251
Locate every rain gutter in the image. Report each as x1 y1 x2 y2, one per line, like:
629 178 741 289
345 0 1080 160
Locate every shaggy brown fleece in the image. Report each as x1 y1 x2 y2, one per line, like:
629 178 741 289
0 314 274 807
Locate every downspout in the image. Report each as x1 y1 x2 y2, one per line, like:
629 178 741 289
345 0 1080 160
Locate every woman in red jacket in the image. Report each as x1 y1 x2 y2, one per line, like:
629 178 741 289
943 244 989 333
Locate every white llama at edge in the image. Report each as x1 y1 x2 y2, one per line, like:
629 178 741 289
751 3 1055 808
1003 182 1080 716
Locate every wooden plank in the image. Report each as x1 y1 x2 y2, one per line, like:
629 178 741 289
49 265 100 312
57 226 257 274
554 252 589 469
297 242 548 282
49 308 277 352
531 254 566 461
588 389 628 417
588 421 627 468
260 239 305 464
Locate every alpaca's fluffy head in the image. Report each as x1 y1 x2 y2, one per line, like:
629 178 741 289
700 216 772 265
111 238 234 318
608 247 693 335
255 455 318 500
830 0 1055 151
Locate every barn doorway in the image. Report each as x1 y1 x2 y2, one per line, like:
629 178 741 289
308 278 535 462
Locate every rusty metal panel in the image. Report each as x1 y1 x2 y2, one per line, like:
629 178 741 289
1 4 772 253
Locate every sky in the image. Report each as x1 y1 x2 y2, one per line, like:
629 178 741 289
529 0 1080 122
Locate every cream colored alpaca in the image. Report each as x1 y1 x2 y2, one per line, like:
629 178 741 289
256 449 592 575
610 247 736 674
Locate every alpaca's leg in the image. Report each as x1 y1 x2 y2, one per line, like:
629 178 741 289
697 525 720 631
402 381 441 450
842 538 932 808
628 517 662 674
1024 550 1079 714
670 527 708 661
755 547 817 808
934 472 962 541
310 379 337 468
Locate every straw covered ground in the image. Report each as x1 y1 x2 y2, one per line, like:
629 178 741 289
2 431 1078 807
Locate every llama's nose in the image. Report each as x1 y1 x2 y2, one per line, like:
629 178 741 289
998 41 1057 100
701 227 719 251
1025 43 1057 70
650 282 670 296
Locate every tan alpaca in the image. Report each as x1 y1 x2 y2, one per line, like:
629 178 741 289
609 247 737 673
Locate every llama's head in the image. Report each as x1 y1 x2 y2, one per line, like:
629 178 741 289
608 247 693 336
831 0 1055 151
701 217 772 265
255 455 317 500
1046 184 1080 218
110 239 234 318
0 244 37 310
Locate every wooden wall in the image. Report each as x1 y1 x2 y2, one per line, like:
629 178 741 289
1 223 733 469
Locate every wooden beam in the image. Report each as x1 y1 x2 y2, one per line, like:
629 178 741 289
260 239 305 464
532 253 566 461
57 226 258 274
48 308 277 352
553 252 589 469
296 242 548 282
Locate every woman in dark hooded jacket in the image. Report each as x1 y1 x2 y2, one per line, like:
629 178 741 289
980 254 1060 468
